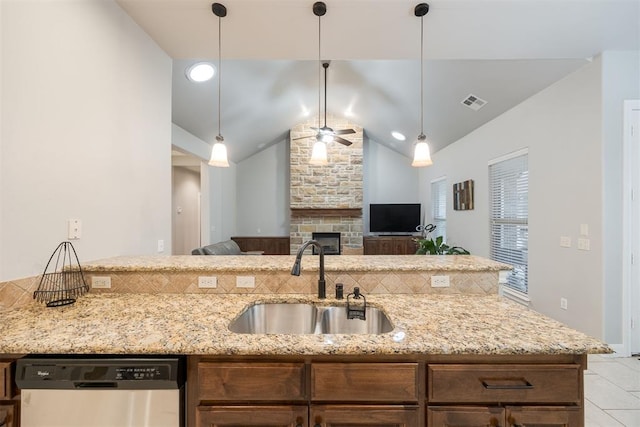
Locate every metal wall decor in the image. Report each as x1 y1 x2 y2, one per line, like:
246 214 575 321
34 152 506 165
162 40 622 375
453 179 474 210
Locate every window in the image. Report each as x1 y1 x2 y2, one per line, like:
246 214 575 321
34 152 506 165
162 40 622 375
489 149 528 294
431 177 447 240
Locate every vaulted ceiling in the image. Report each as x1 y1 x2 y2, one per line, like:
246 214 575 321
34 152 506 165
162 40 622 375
117 0 640 163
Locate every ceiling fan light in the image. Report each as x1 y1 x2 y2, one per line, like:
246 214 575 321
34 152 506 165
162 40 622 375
209 141 229 167
319 132 334 143
412 139 432 167
310 141 328 165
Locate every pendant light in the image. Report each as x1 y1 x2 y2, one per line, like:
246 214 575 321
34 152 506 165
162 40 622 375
309 1 328 166
209 2 230 167
412 3 433 168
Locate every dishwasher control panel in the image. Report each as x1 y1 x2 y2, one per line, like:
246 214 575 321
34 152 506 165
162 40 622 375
15 356 184 389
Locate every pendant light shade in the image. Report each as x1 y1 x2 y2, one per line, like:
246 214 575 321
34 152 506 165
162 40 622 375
208 2 230 168
309 141 328 165
412 3 433 168
209 136 229 167
411 134 433 167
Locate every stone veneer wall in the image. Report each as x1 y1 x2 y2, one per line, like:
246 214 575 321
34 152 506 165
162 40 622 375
289 114 364 254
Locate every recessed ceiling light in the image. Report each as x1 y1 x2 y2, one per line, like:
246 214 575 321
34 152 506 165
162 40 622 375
391 131 406 141
186 62 215 82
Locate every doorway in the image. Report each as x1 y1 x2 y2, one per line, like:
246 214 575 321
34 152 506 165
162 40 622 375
172 149 202 255
624 100 640 355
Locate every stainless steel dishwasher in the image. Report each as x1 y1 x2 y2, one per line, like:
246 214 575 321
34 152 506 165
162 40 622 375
15 355 185 427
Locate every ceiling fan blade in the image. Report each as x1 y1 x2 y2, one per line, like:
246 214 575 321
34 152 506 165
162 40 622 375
291 135 314 141
334 129 355 135
334 136 353 146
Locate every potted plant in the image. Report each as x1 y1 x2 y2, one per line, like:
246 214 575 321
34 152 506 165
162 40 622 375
414 235 470 255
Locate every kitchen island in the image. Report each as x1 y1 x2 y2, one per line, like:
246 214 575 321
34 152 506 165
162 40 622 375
0 255 611 426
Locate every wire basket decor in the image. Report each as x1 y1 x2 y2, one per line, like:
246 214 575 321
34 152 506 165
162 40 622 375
34 241 89 307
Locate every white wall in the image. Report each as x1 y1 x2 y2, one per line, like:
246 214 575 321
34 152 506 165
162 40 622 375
421 58 605 338
0 0 172 281
364 139 420 234
236 140 289 236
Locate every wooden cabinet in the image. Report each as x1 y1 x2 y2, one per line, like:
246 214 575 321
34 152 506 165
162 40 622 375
311 405 420 426
427 406 581 427
191 359 423 427
189 356 586 427
427 363 583 427
0 361 18 427
363 236 417 255
231 236 290 255
197 405 307 426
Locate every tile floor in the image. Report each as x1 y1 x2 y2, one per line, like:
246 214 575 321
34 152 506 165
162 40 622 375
585 354 640 426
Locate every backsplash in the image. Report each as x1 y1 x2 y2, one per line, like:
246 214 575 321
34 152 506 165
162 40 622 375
0 270 500 310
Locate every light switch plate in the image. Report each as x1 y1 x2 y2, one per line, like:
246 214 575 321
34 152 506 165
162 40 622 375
578 238 590 251
560 236 571 248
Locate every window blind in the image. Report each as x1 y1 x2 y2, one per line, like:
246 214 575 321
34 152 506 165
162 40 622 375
489 152 528 293
431 178 447 240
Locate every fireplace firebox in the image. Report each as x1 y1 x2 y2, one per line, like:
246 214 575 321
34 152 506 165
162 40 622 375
311 232 341 255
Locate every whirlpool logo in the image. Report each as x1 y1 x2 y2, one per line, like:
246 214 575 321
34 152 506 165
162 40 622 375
36 370 51 377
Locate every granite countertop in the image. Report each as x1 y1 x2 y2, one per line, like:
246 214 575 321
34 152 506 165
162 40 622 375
81 255 512 273
0 293 610 356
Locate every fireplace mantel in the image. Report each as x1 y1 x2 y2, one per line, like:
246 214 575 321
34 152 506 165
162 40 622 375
290 208 362 218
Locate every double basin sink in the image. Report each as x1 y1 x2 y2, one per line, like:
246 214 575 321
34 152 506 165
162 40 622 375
229 302 393 335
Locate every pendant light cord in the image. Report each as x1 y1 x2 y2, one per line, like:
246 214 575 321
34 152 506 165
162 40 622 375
420 14 424 135
217 14 222 138
318 14 322 130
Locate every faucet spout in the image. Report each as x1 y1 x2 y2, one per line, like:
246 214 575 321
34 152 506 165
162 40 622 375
291 240 326 299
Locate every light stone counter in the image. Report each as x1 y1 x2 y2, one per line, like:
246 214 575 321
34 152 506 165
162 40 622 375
0 293 610 356
81 255 511 273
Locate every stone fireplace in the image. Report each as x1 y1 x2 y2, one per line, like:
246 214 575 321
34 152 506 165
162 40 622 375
289 114 364 254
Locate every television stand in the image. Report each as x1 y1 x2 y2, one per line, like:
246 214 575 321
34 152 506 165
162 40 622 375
363 236 418 255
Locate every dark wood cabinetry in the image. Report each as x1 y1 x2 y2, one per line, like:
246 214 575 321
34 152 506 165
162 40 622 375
231 236 290 255
363 236 417 255
0 361 18 427
189 355 586 427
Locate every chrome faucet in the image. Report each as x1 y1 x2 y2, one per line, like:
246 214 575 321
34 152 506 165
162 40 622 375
291 240 326 299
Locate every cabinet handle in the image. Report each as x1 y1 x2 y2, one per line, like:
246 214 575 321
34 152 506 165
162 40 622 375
481 378 533 390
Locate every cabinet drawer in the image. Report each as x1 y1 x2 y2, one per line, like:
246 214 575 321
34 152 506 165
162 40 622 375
428 364 581 404
198 362 306 401
0 362 12 400
312 363 419 402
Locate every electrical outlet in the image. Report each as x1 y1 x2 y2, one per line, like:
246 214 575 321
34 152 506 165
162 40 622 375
577 238 590 251
157 240 164 253
92 276 111 289
198 276 217 288
68 219 82 240
236 276 255 288
560 298 568 310
560 236 571 248
431 275 450 288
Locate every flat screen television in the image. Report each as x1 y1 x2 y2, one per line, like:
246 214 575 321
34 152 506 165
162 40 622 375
369 203 421 235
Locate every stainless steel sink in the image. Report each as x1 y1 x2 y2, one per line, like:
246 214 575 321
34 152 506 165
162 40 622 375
319 306 394 334
228 303 318 334
229 302 393 335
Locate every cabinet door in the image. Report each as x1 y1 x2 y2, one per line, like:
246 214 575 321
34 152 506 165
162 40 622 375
363 238 380 255
0 362 11 400
197 405 307 427
507 406 582 427
427 406 504 427
311 405 420 427
0 403 17 427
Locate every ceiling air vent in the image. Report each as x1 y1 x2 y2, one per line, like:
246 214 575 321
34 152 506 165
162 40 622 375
461 94 488 111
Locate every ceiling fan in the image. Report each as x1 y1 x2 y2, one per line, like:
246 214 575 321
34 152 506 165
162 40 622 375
293 2 355 147
293 61 357 147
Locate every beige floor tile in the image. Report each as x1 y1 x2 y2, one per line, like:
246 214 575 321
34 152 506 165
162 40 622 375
585 399 625 427
606 410 640 426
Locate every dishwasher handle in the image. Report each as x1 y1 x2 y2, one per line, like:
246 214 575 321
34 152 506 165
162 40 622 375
74 382 118 389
